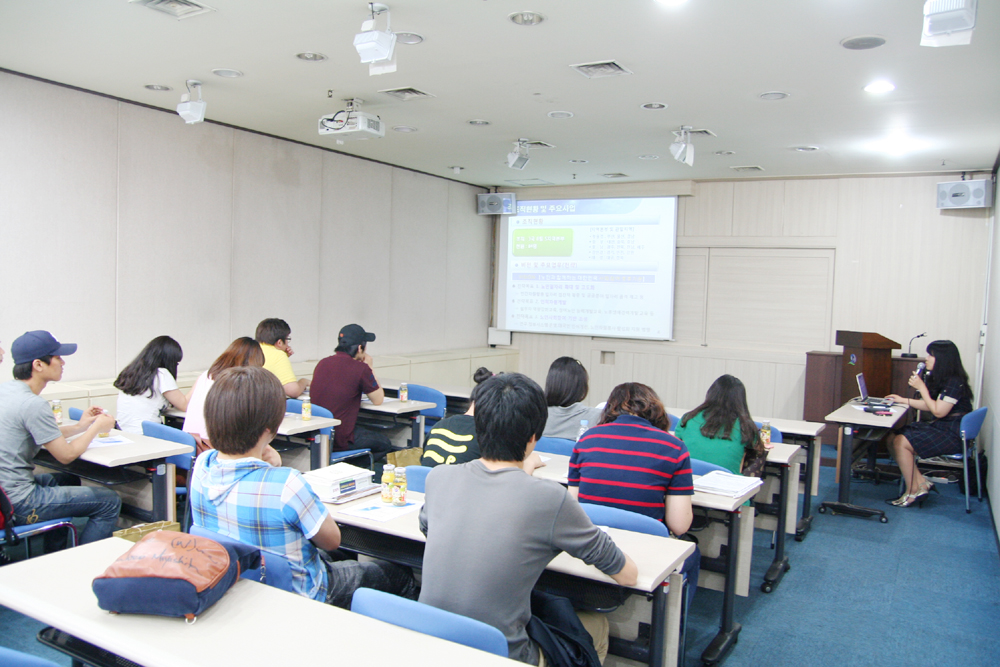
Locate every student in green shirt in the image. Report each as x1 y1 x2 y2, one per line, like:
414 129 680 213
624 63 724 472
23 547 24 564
674 375 762 474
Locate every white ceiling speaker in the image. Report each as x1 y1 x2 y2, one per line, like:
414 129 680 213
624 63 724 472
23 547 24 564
936 179 993 209
477 193 517 216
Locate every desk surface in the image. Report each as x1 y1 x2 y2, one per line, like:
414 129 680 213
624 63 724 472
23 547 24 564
665 407 825 439
360 397 438 415
165 408 339 436
825 402 908 427
329 490 694 594
0 538 518 667
67 428 193 467
380 378 473 400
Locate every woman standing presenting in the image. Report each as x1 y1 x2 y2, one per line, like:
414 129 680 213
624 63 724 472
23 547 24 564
886 340 973 507
674 375 763 475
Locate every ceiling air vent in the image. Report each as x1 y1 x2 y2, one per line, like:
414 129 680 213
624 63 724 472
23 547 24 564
730 165 765 172
128 0 215 19
506 178 554 187
522 140 555 149
378 87 435 102
570 60 633 79
602 173 629 179
673 128 717 138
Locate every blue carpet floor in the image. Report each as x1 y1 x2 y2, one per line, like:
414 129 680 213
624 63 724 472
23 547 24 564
2 459 997 667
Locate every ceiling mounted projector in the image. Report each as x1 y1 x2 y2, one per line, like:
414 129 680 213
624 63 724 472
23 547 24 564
921 0 977 46
670 126 694 166
318 98 384 143
176 79 206 124
508 139 530 170
354 3 396 73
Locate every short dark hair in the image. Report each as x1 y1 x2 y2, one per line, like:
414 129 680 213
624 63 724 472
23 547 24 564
13 355 53 381
255 318 291 346
335 342 364 357
204 367 286 456
544 356 589 407
474 373 547 462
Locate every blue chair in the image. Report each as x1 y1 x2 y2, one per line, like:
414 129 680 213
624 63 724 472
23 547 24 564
690 458 729 476
141 421 197 531
351 588 508 657
408 384 447 435
1 483 78 559
68 406 83 421
0 647 62 667
404 465 432 493
189 524 295 592
667 413 679 431
959 407 988 513
286 399 373 470
535 436 575 456
754 421 783 443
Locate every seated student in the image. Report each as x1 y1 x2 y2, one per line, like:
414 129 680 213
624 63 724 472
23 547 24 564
674 375 763 475
189 366 417 608
114 336 192 434
255 318 309 399
567 382 699 610
542 357 603 440
0 330 120 544
421 367 492 467
183 337 276 458
419 372 637 665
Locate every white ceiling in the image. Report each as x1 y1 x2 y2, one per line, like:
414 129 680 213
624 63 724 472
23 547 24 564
1 0 998 188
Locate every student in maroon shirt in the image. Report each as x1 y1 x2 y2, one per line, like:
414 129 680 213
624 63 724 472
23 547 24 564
309 324 393 460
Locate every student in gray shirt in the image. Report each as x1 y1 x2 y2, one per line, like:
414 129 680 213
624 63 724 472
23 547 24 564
419 373 637 665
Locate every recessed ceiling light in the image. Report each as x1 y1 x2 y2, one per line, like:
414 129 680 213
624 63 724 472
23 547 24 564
547 111 574 119
508 11 544 26
144 84 172 91
569 159 589 164
468 119 491 126
211 68 243 78
792 146 821 152
641 102 667 110
840 35 886 50
296 52 328 62
715 150 736 156
395 32 424 45
392 125 418 133
638 155 659 160
603 173 629 178
864 80 896 94
759 91 789 100
449 166 463 174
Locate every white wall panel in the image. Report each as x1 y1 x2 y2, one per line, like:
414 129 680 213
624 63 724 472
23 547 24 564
116 104 235 373
732 180 784 237
680 181 733 237
230 132 323 360
783 178 839 237
674 248 708 344
589 350 635 406
444 181 491 350
0 73 118 381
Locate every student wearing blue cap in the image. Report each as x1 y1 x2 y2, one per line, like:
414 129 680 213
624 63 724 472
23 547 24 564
0 330 121 545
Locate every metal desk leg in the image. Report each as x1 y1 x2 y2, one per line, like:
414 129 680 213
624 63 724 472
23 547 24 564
313 433 330 470
151 461 176 522
650 581 667 667
701 509 741 666
410 415 424 449
762 464 790 593
795 437 816 541
819 426 887 522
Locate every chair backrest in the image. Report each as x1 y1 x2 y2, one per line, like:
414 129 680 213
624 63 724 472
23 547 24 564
690 458 729 476
667 413 679 431
581 503 670 538
287 398 335 436
351 588 509 657
0 646 62 667
405 465 432 493
189 524 295 592
408 384 447 421
961 407 988 441
755 421 783 443
535 436 575 456
68 406 83 421
141 420 197 470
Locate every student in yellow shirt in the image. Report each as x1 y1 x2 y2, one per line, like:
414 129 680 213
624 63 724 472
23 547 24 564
255 318 309 398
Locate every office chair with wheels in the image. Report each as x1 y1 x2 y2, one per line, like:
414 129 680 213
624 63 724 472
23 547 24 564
141 421 197 531
404 465 432 493
1 484 78 559
189 525 295 592
407 384 447 435
0 646 63 667
351 587 509 657
286 399 373 470
534 437 575 457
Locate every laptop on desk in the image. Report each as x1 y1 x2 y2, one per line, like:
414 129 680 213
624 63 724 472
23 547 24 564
854 373 894 407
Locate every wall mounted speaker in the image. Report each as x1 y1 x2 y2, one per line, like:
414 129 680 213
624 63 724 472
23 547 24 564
936 179 993 209
477 192 516 215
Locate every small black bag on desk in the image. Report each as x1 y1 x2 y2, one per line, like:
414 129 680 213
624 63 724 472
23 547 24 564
92 530 260 621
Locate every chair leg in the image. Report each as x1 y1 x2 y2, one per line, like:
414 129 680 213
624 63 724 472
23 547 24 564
974 439 983 503
962 437 971 514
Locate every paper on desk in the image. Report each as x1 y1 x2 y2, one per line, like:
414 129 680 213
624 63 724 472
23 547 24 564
339 501 423 522
87 435 131 449
693 470 763 498
539 455 551 463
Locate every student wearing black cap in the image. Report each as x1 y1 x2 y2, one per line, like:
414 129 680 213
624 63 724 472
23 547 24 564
0 330 121 545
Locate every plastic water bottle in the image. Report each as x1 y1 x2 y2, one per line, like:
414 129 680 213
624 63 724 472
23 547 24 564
301 391 312 421
577 419 589 441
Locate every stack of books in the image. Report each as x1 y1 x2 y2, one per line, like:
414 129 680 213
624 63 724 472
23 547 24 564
303 463 376 502
693 470 763 498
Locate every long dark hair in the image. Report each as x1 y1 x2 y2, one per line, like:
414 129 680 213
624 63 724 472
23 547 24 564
599 382 671 431
924 340 972 402
208 337 265 380
544 357 589 407
114 336 183 397
680 375 760 452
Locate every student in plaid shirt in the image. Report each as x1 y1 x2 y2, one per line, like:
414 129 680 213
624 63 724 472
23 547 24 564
190 366 417 607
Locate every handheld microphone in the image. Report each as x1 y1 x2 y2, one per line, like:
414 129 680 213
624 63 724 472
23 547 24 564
914 362 926 377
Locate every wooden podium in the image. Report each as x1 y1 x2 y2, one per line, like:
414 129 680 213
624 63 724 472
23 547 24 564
834 331 900 402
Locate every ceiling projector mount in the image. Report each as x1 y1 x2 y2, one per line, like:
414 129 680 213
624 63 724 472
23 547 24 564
318 98 385 144
508 139 532 170
670 126 695 166
355 2 397 75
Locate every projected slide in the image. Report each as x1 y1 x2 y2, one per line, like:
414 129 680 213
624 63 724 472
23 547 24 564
498 197 677 340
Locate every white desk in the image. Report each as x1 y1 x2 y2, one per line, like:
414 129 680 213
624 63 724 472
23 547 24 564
0 538 519 667
328 490 694 667
380 378 473 415
34 427 193 523
359 397 437 449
